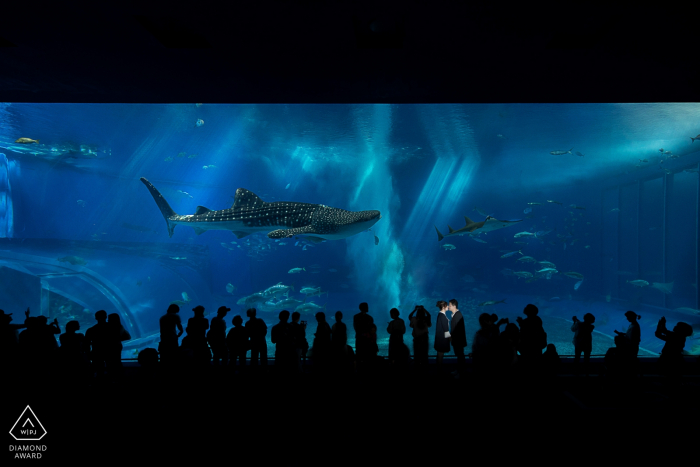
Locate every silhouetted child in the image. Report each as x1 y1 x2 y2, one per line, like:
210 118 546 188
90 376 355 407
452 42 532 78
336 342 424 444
604 335 633 379
542 343 560 377
208 306 230 365
615 311 641 357
571 313 595 375
655 317 693 378
227 315 248 372
516 304 546 368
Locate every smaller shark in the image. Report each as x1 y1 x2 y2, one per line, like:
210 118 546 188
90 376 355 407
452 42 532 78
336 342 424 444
435 216 523 242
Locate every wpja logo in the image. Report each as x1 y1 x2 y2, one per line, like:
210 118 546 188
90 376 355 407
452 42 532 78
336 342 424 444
9 406 47 459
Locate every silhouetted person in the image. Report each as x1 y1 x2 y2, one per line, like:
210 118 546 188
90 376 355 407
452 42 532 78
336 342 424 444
496 321 519 373
107 313 131 375
472 313 497 376
331 311 347 358
354 302 375 367
185 305 211 364
137 347 160 382
604 335 634 379
312 311 332 373
85 310 110 377
387 308 408 367
0 308 28 367
448 299 467 375
490 314 508 336
542 343 560 377
655 317 693 379
245 308 268 369
227 315 248 372
571 313 595 375
271 310 292 373
434 301 451 369
615 311 641 358
289 312 308 372
409 306 431 369
159 304 183 365
516 304 546 371
59 320 88 381
208 306 230 365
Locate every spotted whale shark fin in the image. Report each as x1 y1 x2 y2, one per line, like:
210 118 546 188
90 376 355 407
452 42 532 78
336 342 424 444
232 231 252 239
195 206 212 215
232 188 265 209
267 225 316 239
140 178 178 238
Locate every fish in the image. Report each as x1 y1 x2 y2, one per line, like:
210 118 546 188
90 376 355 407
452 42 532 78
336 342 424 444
478 300 506 306
435 215 522 241
674 307 700 315
442 244 456 250
513 271 533 278
374 235 379 246
141 178 381 241
202 165 217 169
77 200 86 207
57 256 88 266
523 207 532 214
547 200 562 205
177 152 187 158
276 297 305 308
472 237 487 243
164 156 174 162
263 282 295 298
169 256 187 260
538 261 556 269
563 272 584 280
177 190 193 198
535 230 552 238
550 148 573 155
650 281 674 294
294 302 326 314
288 268 305 274
188 154 199 159
196 119 204 127
626 280 649 287
285 183 291 189
181 292 191 303
574 280 583 290
569 205 585 210
536 268 558 274
496 134 507 139
610 208 620 212
517 256 536 263
527 202 541 206
15 138 39 144
500 249 522 258
226 283 236 294
514 231 536 238
691 135 700 143
584 245 590 249
574 152 585 157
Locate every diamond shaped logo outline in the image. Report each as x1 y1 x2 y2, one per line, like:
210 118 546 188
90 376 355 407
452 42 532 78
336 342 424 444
9 405 47 441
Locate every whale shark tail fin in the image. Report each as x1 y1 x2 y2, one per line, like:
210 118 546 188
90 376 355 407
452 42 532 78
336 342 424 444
140 177 178 238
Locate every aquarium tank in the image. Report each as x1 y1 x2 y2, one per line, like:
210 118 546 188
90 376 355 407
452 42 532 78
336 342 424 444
1 103 699 359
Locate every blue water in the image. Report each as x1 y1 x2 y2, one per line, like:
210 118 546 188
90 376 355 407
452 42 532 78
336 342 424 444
1 103 699 357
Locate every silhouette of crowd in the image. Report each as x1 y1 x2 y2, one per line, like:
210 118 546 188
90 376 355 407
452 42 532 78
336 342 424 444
0 300 697 383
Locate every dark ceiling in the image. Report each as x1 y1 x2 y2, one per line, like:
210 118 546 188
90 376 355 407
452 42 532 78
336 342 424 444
0 1 698 103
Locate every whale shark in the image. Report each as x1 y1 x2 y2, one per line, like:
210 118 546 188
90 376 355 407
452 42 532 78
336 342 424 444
140 178 381 242
435 215 523 241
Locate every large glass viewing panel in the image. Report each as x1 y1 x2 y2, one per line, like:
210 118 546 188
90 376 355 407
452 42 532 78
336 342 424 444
1 103 699 357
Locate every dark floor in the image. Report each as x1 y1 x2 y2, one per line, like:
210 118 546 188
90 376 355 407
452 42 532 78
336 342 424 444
5 356 699 464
